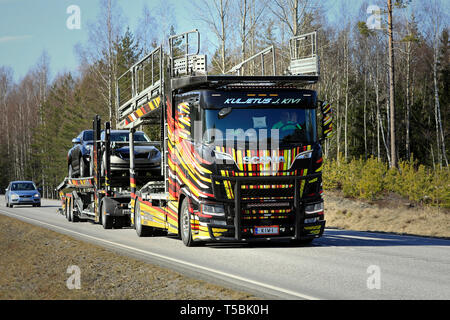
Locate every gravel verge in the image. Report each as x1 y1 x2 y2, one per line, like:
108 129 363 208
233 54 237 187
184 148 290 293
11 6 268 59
0 214 258 300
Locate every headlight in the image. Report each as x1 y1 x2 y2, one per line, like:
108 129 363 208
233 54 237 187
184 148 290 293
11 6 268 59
148 150 160 159
305 202 323 215
34 193 40 198
11 194 19 200
215 151 234 164
201 203 225 217
295 150 313 160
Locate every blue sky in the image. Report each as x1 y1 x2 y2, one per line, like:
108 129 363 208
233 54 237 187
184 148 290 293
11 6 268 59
0 0 204 81
0 0 377 82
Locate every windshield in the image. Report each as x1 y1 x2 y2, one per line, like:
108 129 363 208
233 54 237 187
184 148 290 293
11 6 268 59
83 131 93 141
11 182 36 191
106 132 150 142
203 107 317 145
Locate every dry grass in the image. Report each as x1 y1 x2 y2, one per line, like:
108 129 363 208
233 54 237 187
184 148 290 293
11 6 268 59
0 214 257 300
323 190 450 238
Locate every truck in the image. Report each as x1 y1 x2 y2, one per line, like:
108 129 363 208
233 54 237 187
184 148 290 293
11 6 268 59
57 29 333 246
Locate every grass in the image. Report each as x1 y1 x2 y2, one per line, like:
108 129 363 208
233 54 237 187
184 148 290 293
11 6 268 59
0 214 257 300
323 190 450 238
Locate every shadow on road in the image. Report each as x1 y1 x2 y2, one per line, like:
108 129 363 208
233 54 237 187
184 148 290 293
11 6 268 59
7 205 61 209
204 228 450 249
314 229 450 247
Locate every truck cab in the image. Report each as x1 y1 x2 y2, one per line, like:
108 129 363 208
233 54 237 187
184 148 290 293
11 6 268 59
169 88 325 244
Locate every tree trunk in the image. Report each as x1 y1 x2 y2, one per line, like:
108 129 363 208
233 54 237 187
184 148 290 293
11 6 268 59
433 35 448 167
344 35 349 162
219 0 227 74
336 82 341 162
406 41 411 161
364 58 368 160
387 0 397 168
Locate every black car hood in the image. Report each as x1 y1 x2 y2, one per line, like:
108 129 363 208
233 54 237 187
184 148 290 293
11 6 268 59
114 145 158 154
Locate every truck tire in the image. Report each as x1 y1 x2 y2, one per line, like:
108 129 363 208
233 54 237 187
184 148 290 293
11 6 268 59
67 198 73 222
180 198 195 247
68 198 80 222
101 202 113 229
134 200 153 237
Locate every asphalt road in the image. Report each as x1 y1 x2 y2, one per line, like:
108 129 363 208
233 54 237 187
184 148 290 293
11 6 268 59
1 198 449 300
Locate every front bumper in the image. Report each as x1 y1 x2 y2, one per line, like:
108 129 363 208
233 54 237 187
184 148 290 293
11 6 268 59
206 173 323 242
192 219 325 243
11 197 41 205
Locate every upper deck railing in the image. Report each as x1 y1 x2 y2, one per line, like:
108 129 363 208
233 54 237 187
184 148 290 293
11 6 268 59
116 30 320 128
116 45 163 128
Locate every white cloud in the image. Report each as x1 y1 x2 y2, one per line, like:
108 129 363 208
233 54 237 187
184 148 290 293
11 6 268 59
0 35 32 43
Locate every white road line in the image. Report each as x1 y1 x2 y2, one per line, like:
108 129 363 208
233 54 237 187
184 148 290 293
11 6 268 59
0 210 321 300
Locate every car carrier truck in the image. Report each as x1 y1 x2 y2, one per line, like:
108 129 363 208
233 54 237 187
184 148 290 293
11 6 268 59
57 29 332 246
56 119 162 229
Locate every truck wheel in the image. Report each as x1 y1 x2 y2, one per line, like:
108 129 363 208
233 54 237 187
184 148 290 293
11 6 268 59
64 198 69 220
71 197 80 222
135 200 153 237
101 202 113 229
67 198 73 222
180 198 195 247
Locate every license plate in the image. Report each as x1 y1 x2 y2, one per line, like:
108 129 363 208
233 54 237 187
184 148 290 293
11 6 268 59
255 226 279 235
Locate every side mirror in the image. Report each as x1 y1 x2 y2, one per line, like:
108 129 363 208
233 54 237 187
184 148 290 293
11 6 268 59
38 187 43 194
72 137 81 144
320 101 333 142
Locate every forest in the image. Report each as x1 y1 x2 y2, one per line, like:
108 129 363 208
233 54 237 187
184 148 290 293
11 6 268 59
0 0 448 206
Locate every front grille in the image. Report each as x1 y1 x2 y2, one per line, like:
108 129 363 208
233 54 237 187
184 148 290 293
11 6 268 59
239 180 296 228
241 185 294 199
117 153 148 159
212 172 321 240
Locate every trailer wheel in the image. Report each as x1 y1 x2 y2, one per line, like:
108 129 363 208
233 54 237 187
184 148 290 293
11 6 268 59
70 198 80 222
62 198 67 219
66 198 73 222
135 200 153 237
180 198 195 247
101 202 113 229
